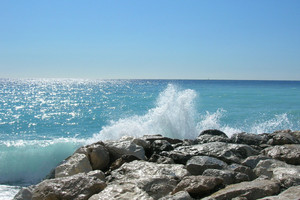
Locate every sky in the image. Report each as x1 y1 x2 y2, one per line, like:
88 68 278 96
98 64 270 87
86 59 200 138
0 0 300 80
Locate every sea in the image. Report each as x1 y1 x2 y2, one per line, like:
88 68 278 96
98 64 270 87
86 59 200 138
0 78 299 199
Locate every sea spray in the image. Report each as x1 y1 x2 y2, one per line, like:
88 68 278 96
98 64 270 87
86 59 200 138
89 84 198 141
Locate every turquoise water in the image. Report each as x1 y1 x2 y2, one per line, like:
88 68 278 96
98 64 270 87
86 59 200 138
0 79 300 198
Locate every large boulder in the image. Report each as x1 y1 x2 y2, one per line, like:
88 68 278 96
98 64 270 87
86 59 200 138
159 191 193 200
164 142 259 164
172 176 223 198
199 129 228 137
202 179 280 200
88 182 153 200
55 153 92 178
258 185 300 200
186 156 228 175
241 155 270 169
231 132 269 146
262 144 300 165
103 160 190 199
267 131 299 145
203 169 249 185
31 171 106 200
76 142 110 170
195 134 230 144
254 159 300 188
104 138 146 160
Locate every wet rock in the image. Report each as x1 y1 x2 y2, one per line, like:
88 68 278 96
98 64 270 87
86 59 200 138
142 134 183 144
148 153 175 164
199 129 228 137
231 132 268 146
150 139 174 153
241 155 270 169
159 191 193 200
262 144 300 165
76 142 110 170
267 131 299 145
172 176 223 198
258 185 300 200
13 186 34 200
55 153 92 178
186 156 228 175
166 142 259 164
202 179 280 200
31 171 107 200
104 139 146 160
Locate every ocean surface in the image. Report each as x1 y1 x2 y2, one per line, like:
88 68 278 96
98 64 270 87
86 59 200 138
1 78 300 199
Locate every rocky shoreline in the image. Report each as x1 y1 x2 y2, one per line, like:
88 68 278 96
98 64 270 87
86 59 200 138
14 129 300 200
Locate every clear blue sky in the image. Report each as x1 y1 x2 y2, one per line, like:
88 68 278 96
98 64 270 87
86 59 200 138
1 0 299 80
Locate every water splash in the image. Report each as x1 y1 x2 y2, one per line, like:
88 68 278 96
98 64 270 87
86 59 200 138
90 84 198 141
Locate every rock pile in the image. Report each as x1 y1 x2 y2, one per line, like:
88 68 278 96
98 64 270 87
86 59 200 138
14 129 300 200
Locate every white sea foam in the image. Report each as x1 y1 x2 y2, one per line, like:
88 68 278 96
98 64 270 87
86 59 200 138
89 84 198 142
0 185 20 200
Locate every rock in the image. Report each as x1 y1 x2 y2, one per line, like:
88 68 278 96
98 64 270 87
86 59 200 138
13 186 34 200
159 191 193 200
199 129 228 137
172 176 223 198
150 139 174 154
148 153 175 164
290 130 300 141
55 153 92 178
203 169 249 185
241 155 270 169
142 134 183 144
31 171 107 200
88 182 153 200
186 156 228 175
104 139 146 160
165 142 259 164
258 185 300 200
254 159 300 188
109 154 140 171
202 179 280 200
227 163 256 180
231 132 268 146
108 160 190 199
262 144 300 165
195 134 231 144
267 131 299 145
76 142 110 170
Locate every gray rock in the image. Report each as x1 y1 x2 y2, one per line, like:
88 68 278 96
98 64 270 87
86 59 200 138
172 175 223 198
254 159 300 188
268 131 299 145
55 153 92 178
195 134 231 144
104 139 146 160
258 185 300 200
148 153 175 164
31 171 107 200
88 182 153 200
199 129 228 137
241 155 270 169
231 132 268 146
203 169 249 185
108 160 190 199
202 179 280 200
109 154 140 171
76 142 110 170
151 139 174 153
166 142 259 164
262 144 300 165
228 163 256 180
142 134 183 144
186 156 228 175
159 191 193 200
13 186 34 200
